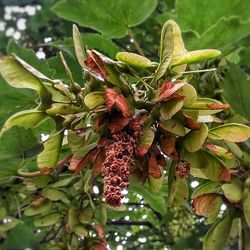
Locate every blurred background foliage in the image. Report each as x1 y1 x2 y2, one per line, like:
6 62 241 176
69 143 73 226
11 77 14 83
0 0 249 249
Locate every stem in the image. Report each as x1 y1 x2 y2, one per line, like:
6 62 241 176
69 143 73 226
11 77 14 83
17 170 41 177
243 225 250 250
128 28 145 56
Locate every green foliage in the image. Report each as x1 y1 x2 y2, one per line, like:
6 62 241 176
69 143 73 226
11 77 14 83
0 1 250 249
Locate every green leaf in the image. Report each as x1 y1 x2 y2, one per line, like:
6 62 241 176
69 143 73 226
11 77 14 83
0 56 46 94
52 0 157 38
184 124 208 152
2 224 41 250
0 127 42 179
72 24 86 68
137 126 155 156
74 225 88 237
43 188 70 204
33 213 61 227
79 207 93 224
158 0 250 35
160 99 183 120
184 98 228 115
52 176 76 188
84 92 105 109
160 119 186 136
68 207 79 231
177 83 197 107
24 201 52 216
0 110 49 136
223 63 250 121
116 52 152 68
168 162 189 207
37 130 64 169
0 216 21 232
170 49 221 67
7 40 54 78
182 149 222 181
243 187 250 227
148 166 164 192
222 178 243 203
192 182 220 199
130 179 167 214
203 208 234 250
208 123 250 142
151 20 174 85
0 75 36 128
186 17 250 53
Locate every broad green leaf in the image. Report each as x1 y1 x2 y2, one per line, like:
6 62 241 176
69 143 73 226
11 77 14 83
151 20 173 85
67 130 98 158
171 49 221 67
0 127 42 179
74 225 88 237
2 224 40 250
0 56 46 94
160 99 183 120
184 98 228 115
222 178 242 203
157 0 250 35
192 182 220 199
186 17 250 53
43 82 72 103
223 63 250 121
52 0 157 38
68 207 79 231
37 130 64 169
208 123 250 142
168 162 189 207
129 179 167 214
83 169 92 193
177 83 197 107
160 119 186 136
0 217 21 232
52 176 76 188
116 52 152 68
148 166 164 192
24 201 52 216
182 149 222 181
43 188 70 204
0 75 36 128
33 213 61 227
184 124 208 152
203 208 234 250
243 186 250 227
46 103 82 115
84 92 105 109
79 207 93 224
0 110 49 136
72 24 86 68
7 40 54 78
137 127 155 156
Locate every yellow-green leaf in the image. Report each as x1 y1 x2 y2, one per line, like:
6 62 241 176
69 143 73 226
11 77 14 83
171 49 221 67
160 119 186 136
116 52 152 68
160 99 183 120
33 213 60 227
184 124 208 152
208 123 250 142
0 110 49 137
84 92 105 109
37 130 64 169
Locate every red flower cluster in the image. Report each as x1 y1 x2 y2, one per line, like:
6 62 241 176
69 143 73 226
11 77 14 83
176 160 191 178
101 122 141 207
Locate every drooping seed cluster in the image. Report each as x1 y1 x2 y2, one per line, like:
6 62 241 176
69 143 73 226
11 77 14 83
101 122 141 207
176 160 191 178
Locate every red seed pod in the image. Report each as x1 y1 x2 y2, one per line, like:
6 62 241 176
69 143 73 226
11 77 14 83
176 160 191 178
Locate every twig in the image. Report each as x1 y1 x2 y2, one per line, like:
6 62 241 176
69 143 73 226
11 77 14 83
128 29 145 56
